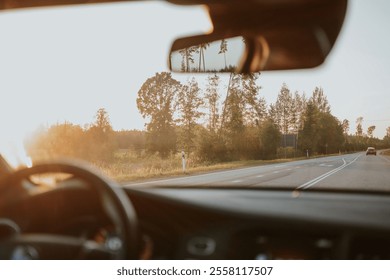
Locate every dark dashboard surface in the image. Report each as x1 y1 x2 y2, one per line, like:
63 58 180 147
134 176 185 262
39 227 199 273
127 187 390 260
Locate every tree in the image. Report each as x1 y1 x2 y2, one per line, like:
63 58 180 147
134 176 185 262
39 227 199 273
291 91 307 133
298 101 318 154
93 108 112 133
179 47 197 72
367 125 376 138
31 122 86 159
86 108 117 161
298 101 344 155
383 127 390 148
259 119 281 159
341 119 350 151
197 43 210 71
218 39 228 69
356 117 363 137
224 83 245 152
342 119 350 135
137 72 182 157
240 73 267 125
310 87 330 113
269 83 294 135
315 112 344 154
205 74 220 133
177 78 204 155
269 83 295 157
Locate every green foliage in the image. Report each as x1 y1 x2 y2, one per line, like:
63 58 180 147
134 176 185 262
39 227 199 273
27 108 117 162
298 101 344 155
177 78 204 155
310 87 330 113
298 101 318 154
195 128 230 162
205 74 220 133
315 112 344 154
259 120 282 159
269 83 306 136
356 117 364 137
367 125 376 138
27 73 390 174
93 108 112 133
137 72 181 157
115 130 146 154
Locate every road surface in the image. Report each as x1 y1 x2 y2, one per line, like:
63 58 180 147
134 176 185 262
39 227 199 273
124 152 390 191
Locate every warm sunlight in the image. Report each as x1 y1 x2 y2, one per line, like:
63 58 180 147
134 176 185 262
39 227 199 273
0 138 32 168
0 2 210 168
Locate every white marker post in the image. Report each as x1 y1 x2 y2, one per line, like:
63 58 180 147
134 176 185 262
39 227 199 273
181 150 186 173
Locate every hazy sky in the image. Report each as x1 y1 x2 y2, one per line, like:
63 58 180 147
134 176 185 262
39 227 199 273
0 0 389 164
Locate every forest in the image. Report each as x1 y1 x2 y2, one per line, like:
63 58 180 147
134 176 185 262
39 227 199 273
26 73 390 180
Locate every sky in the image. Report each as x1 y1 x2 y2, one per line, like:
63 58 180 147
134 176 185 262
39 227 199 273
0 0 389 165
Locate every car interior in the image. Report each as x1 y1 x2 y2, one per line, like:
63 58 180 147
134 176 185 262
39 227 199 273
1 0 390 260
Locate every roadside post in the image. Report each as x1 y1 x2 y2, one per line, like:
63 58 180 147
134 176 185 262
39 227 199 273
181 150 186 173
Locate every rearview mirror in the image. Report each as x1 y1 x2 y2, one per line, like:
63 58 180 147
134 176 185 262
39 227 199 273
168 0 348 73
169 37 245 73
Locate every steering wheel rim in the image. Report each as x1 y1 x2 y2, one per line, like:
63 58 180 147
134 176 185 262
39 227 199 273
0 160 139 259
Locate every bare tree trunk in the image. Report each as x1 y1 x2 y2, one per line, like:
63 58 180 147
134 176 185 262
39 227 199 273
202 48 206 71
219 73 233 136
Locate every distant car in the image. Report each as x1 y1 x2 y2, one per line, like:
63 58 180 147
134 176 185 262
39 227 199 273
366 147 377 155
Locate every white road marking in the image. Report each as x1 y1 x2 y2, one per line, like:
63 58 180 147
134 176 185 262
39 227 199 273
124 153 362 187
124 162 293 186
287 169 292 171
296 155 361 190
273 171 280 174
232 180 242 183
319 163 334 167
256 175 264 178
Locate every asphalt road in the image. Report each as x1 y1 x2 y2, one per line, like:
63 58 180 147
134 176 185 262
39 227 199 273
124 152 390 191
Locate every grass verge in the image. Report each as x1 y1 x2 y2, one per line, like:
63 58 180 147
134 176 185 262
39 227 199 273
94 150 345 183
381 150 390 156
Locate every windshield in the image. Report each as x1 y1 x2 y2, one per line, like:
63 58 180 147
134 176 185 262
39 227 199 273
0 0 389 191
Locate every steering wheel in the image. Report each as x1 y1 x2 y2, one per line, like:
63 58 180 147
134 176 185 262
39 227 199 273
0 160 138 259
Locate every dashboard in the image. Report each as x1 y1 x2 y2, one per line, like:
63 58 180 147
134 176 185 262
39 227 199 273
1 182 390 259
127 187 390 260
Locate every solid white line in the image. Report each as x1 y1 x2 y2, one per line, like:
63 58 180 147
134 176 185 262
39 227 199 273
124 153 362 187
297 158 347 189
296 155 361 190
124 162 299 186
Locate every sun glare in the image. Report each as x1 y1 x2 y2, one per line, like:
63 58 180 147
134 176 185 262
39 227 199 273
0 138 32 169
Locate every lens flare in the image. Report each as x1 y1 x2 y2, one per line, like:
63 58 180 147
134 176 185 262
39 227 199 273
0 140 32 169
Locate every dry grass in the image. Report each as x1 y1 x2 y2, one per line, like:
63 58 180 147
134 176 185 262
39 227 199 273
92 149 316 183
381 150 390 156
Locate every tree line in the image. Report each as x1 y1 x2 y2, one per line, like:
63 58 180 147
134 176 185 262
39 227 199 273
26 108 145 163
137 72 390 161
27 73 390 164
